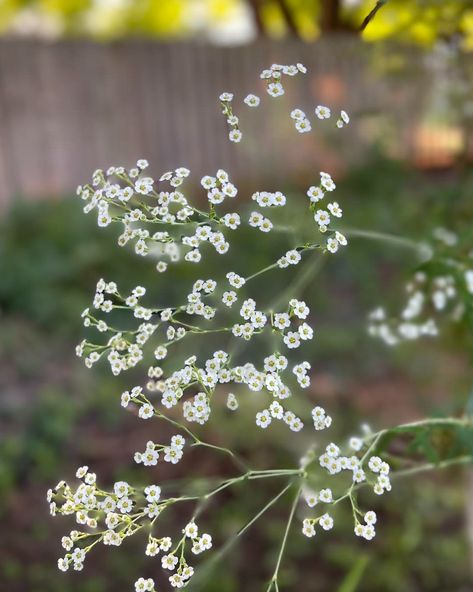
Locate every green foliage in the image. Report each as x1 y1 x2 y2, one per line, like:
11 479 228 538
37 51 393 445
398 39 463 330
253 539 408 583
1 159 473 589
0 198 153 332
1 0 473 47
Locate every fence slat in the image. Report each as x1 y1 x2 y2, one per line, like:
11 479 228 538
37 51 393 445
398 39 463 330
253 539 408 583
0 38 464 208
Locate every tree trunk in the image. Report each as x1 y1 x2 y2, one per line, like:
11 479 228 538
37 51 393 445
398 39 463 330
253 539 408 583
274 0 300 37
245 0 267 37
320 0 343 32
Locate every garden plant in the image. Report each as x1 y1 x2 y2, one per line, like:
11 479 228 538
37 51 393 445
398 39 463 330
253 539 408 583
47 62 473 591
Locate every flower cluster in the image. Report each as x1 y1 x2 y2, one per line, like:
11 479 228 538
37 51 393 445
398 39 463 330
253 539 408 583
134 435 186 467
51 61 398 591
368 228 473 345
307 172 347 253
48 467 213 589
219 92 242 143
260 62 307 97
290 105 350 134
300 434 391 542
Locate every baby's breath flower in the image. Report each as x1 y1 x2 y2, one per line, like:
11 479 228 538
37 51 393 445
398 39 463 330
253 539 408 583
244 93 260 107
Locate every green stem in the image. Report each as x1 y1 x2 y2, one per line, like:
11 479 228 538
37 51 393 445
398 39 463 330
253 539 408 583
341 227 432 258
190 482 294 591
267 482 302 591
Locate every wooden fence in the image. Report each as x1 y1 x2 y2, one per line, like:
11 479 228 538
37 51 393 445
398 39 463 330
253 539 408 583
0 37 468 207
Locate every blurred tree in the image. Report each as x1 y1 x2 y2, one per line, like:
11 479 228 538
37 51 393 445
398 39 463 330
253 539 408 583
0 0 473 48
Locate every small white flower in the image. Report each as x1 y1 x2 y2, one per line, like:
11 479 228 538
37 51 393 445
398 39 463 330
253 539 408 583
162 553 179 571
135 177 154 195
319 513 334 530
326 238 339 253
302 518 316 538
219 92 233 102
222 212 241 229
295 118 312 133
364 510 377 525
315 105 331 119
184 521 199 539
267 82 284 97
327 202 342 218
256 409 272 428
318 488 333 503
314 209 331 227
229 129 242 143
244 93 260 107
290 108 306 120
283 331 301 349
321 176 336 192
307 186 324 203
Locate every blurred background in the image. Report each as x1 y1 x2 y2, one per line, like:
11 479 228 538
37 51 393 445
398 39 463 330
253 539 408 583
1 1 473 591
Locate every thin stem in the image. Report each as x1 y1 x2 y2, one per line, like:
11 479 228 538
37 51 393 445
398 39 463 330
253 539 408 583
341 227 432 259
390 455 473 479
155 408 249 471
267 482 302 591
363 416 473 446
190 482 294 591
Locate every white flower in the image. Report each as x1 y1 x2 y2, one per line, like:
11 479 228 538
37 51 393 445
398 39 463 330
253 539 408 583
163 446 183 464
201 175 216 189
319 513 334 530
244 93 260 107
222 291 237 308
318 488 333 503
307 186 324 203
76 466 88 479
219 92 233 102
298 323 314 340
304 491 318 508
321 176 336 192
136 159 149 170
144 485 161 503
184 521 199 539
58 557 69 572
222 213 241 229
368 456 383 473
349 437 363 451
134 177 154 195
117 496 133 513
229 129 242 143
335 231 347 246
162 553 179 571
141 448 159 466
284 249 302 265
139 403 154 419
259 217 273 232
226 393 239 410
290 108 306 120
249 211 264 228
327 202 342 217
267 82 284 97
326 238 339 253
283 332 301 349
315 105 331 119
114 481 130 497
256 409 272 428
364 510 377 525
314 209 331 227
337 110 350 128
295 118 312 133
362 524 376 540
290 299 309 319
302 518 316 538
